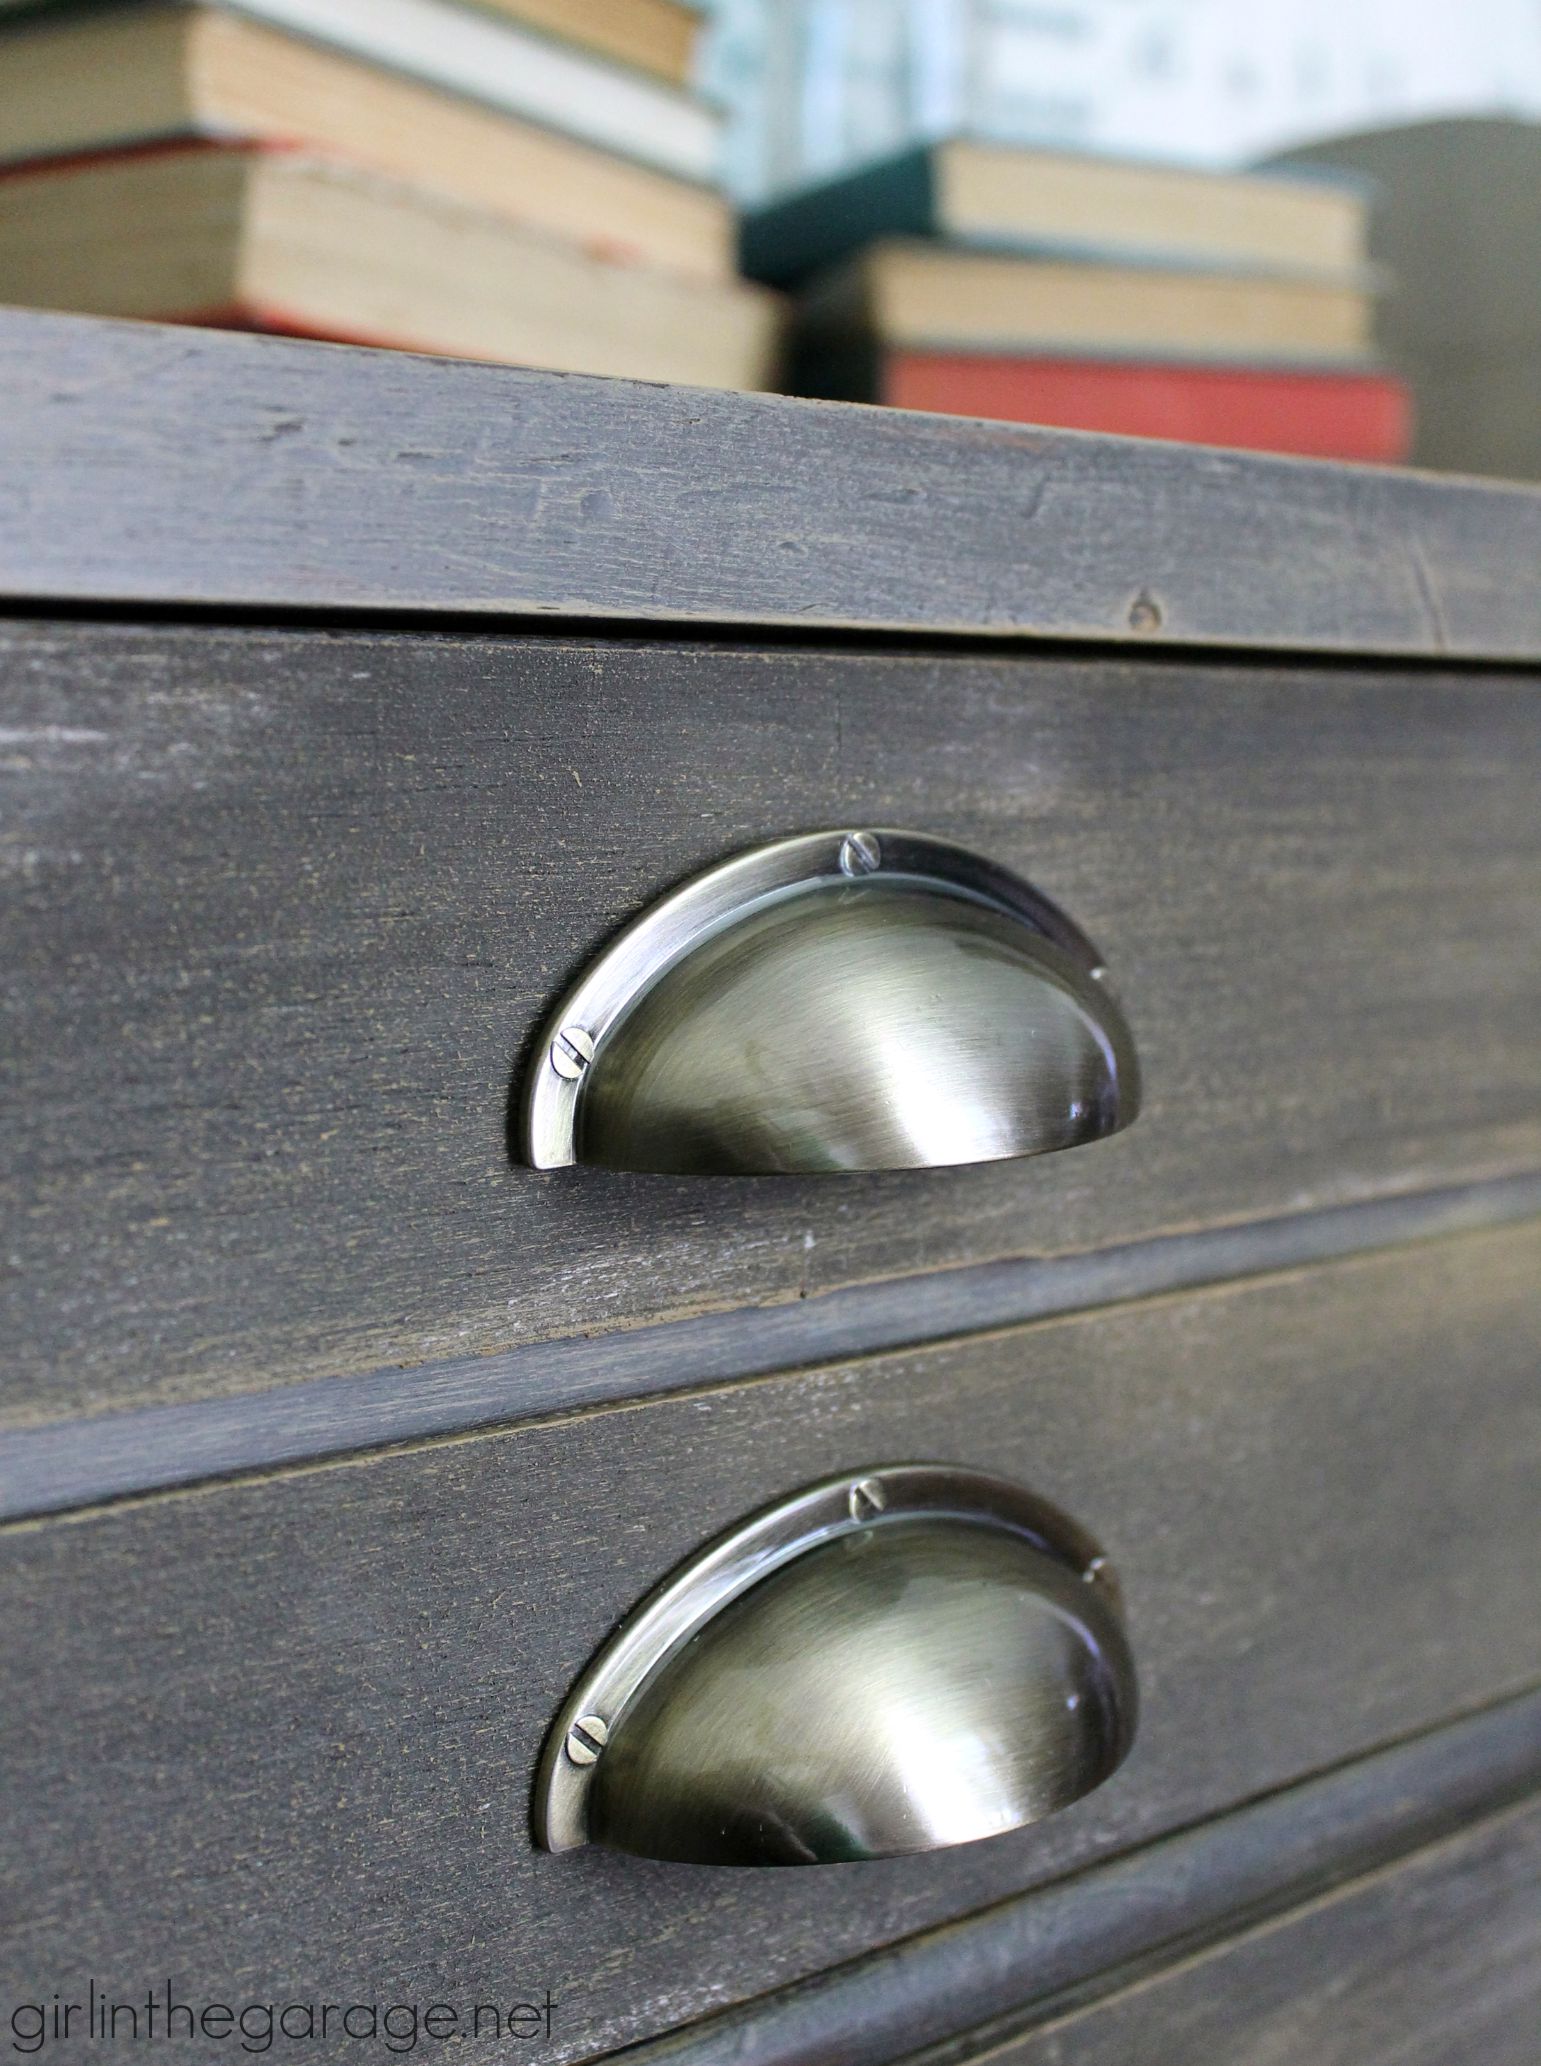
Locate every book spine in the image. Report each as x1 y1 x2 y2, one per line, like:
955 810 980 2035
740 147 936 286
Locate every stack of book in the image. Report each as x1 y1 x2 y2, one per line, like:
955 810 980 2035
744 138 1410 461
0 0 781 388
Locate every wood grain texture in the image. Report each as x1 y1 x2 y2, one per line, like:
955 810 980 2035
960 1794 1541 2066
7 1176 1540 1521
1 308 1540 657
627 1692 1541 2066
6 620 1541 1422
1 1224 1538 2063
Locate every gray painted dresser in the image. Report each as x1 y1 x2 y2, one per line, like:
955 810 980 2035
1 305 1539 2064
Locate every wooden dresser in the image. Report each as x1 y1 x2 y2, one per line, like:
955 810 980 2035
1 306 1539 2064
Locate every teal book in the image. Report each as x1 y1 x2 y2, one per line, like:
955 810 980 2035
743 147 941 286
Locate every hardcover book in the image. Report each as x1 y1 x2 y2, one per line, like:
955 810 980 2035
800 239 1374 364
428 0 699 88
0 143 780 389
795 344 1412 463
744 138 1367 287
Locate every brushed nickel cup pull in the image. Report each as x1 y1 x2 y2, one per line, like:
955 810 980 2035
533 1465 1137 1867
521 829 1139 1175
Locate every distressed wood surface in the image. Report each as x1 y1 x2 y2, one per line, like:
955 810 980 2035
1 309 1541 657
7 1177 1541 1521
1 1224 1538 2064
628 1692 1541 2066
961 1794 1541 2066
6 621 1541 1422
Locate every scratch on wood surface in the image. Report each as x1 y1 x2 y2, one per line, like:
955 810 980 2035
4 307 1539 656
1407 539 1451 654
0 725 110 745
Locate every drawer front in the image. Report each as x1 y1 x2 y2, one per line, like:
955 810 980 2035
2 1223 1537 2062
957 1794 1541 2066
4 621 1541 1422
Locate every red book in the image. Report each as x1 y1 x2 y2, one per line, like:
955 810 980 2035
866 351 1412 462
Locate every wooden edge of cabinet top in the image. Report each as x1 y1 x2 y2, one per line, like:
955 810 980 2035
1 306 1538 660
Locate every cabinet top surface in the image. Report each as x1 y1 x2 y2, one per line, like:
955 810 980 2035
1 307 1538 661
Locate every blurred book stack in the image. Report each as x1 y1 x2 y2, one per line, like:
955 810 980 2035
0 0 781 387
744 138 1411 461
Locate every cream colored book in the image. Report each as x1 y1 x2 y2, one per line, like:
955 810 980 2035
802 239 1374 363
467 0 700 86
0 0 720 181
0 2 731 281
0 145 782 390
745 136 1368 286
